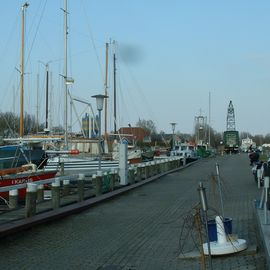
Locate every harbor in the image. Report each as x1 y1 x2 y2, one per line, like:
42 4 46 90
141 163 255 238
0 153 268 269
1 1 270 270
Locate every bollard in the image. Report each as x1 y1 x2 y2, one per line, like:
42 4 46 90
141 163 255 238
37 184 44 203
63 179 70 196
9 189 18 209
77 174 85 202
128 167 135 184
52 178 61 209
25 183 38 217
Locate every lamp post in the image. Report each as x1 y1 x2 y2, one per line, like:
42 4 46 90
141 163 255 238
170 122 177 149
92 94 108 170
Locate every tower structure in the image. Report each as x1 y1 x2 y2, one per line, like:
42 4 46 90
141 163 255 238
226 100 236 131
194 113 207 146
223 100 239 153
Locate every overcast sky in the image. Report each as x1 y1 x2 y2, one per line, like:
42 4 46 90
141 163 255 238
0 1 270 135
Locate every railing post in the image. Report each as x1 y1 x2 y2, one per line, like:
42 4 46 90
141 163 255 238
152 161 157 175
183 156 187 166
60 162 64 175
128 166 135 184
52 178 60 209
25 183 38 217
136 165 142 182
63 179 70 196
109 169 116 191
9 189 18 209
78 173 85 202
156 160 160 174
177 157 181 167
145 163 150 179
164 159 168 172
37 184 44 203
93 171 103 196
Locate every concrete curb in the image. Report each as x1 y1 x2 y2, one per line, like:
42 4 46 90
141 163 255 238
254 207 270 269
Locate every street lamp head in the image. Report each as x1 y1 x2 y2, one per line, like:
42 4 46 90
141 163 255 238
92 94 109 111
170 122 177 131
65 77 74 85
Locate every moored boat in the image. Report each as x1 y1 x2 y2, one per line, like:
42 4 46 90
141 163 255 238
0 164 57 201
0 144 47 169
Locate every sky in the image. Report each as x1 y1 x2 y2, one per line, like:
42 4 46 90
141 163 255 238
0 0 270 136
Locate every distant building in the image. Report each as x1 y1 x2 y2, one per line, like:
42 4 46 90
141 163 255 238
118 127 151 143
82 113 90 138
241 137 255 152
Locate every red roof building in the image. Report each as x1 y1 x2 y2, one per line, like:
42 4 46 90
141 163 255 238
118 127 151 143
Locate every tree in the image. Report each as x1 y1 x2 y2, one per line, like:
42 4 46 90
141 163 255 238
136 119 157 134
0 111 40 136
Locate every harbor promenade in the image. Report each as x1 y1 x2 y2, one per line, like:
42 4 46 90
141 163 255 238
0 154 267 270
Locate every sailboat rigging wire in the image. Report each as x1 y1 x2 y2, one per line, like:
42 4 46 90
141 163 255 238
25 0 48 68
119 54 156 119
79 0 104 84
0 10 20 65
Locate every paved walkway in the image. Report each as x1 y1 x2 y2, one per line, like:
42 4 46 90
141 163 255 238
0 154 266 270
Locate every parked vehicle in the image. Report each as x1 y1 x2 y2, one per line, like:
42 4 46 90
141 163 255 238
223 130 240 153
251 160 264 186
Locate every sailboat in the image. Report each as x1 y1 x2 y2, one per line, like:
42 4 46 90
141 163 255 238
43 0 119 174
0 2 57 200
44 3 145 173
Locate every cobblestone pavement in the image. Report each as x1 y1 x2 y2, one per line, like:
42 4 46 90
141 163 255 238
0 154 266 269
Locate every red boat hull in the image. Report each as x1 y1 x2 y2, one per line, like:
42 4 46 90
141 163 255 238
0 171 57 201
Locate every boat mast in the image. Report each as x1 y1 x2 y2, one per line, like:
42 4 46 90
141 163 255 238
20 2 29 138
208 91 211 147
45 64 49 131
113 42 117 134
63 0 68 148
36 73 39 133
104 42 109 137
